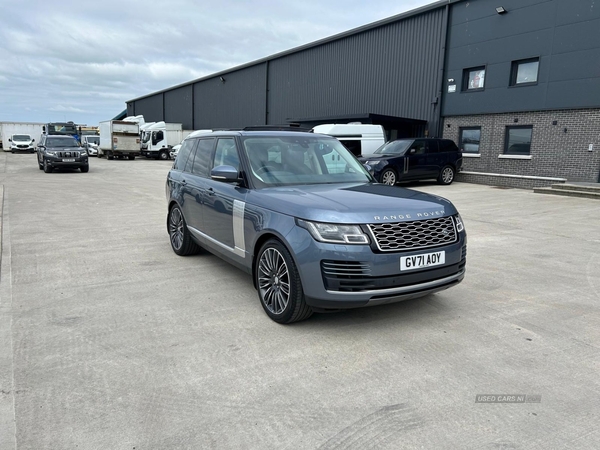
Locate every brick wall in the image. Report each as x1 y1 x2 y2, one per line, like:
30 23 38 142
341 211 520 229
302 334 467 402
443 109 600 188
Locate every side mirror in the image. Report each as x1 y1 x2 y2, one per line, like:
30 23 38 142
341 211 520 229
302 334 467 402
8 138 12 142
409 148 416 154
211 165 241 182
32 139 35 142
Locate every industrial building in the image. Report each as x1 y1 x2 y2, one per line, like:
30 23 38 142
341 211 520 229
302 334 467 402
126 0 600 187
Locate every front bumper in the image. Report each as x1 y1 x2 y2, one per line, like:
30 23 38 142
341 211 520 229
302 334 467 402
45 154 88 168
11 146 35 152
285 225 467 310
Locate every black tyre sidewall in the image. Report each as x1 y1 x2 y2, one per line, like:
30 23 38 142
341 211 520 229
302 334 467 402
256 239 311 324
168 205 199 256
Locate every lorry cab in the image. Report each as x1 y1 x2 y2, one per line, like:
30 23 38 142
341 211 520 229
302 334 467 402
312 123 386 157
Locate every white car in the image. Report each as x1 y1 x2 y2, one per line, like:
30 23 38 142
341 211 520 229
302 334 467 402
9 134 36 153
169 144 181 160
81 136 100 156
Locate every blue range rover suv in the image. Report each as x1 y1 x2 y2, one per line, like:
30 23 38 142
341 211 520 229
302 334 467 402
166 130 466 323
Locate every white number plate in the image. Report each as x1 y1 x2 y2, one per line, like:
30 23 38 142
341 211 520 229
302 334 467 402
401 251 445 271
62 158 75 162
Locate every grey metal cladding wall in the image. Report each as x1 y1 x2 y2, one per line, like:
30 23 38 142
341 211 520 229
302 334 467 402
267 9 446 126
133 95 164 123
164 85 193 129
443 0 600 115
193 64 267 129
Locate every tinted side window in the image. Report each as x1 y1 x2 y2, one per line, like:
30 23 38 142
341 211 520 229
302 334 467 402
427 141 439 153
439 140 458 153
410 140 427 155
173 139 196 171
191 138 215 177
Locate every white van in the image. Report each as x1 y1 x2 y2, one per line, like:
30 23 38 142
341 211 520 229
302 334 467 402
312 123 386 157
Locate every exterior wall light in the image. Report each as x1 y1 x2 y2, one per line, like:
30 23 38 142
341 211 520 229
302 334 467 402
496 6 507 14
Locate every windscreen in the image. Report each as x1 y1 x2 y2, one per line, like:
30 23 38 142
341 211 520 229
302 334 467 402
373 140 413 155
48 137 79 147
13 135 31 141
242 135 372 188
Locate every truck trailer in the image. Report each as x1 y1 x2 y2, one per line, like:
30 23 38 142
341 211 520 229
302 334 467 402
1 122 45 151
98 120 140 160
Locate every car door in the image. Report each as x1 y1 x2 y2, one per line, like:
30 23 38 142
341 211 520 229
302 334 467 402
423 139 442 178
404 139 428 180
202 137 246 255
181 138 215 234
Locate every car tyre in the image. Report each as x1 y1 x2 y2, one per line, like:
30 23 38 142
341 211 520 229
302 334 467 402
438 165 455 185
168 205 200 256
380 168 397 186
43 159 53 173
256 239 313 324
159 151 169 160
81 165 89 173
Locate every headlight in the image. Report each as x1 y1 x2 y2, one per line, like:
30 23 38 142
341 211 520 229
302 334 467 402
45 151 57 156
298 219 369 244
454 214 465 233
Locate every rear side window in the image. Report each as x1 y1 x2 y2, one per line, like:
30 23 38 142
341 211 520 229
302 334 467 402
191 138 215 177
426 141 439 153
438 140 459 153
173 139 196 171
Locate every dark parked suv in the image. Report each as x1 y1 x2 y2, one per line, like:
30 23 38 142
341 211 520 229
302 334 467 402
36 135 89 173
358 138 462 185
166 129 466 323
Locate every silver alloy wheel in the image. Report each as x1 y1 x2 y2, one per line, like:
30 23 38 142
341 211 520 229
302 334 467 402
258 247 290 315
382 169 396 185
169 208 184 250
442 167 454 184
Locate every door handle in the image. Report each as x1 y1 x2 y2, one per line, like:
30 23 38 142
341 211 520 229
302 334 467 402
181 179 187 185
207 187 215 196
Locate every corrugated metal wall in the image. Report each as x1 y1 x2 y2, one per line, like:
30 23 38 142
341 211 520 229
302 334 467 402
127 7 447 135
165 85 193 129
192 64 267 129
268 9 446 129
130 95 163 123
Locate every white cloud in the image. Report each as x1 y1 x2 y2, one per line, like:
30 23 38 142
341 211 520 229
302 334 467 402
0 0 433 124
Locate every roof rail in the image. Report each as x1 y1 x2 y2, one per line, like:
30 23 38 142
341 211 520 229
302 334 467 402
242 124 312 132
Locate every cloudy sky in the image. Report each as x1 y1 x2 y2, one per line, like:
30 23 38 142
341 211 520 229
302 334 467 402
1 0 433 126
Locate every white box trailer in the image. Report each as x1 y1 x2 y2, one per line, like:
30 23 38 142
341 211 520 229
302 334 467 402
98 120 140 160
312 123 386 157
1 122 45 152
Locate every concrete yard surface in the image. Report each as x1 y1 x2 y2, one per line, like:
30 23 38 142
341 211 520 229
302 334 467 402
0 152 599 449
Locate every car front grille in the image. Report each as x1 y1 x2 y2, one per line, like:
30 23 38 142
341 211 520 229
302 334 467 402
17 145 29 148
56 151 81 157
367 216 457 252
